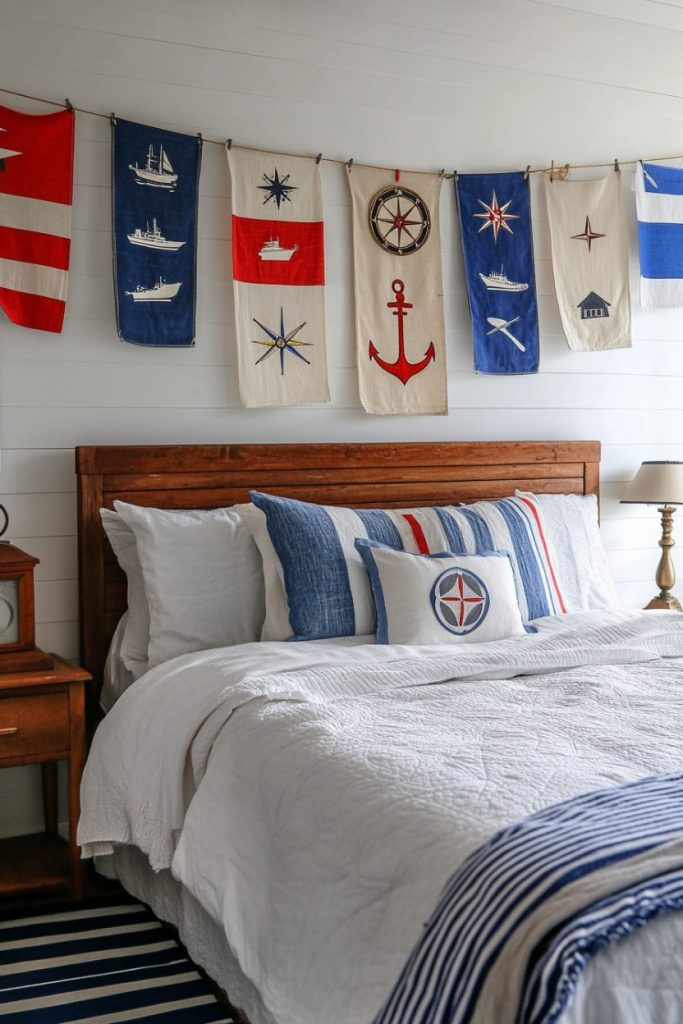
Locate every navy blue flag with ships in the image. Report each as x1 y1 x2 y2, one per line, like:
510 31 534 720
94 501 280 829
112 118 202 346
456 171 539 374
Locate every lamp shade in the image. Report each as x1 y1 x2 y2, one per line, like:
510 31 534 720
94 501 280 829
621 461 683 506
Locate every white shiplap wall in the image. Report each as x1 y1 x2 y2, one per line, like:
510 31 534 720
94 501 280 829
1 0 683 836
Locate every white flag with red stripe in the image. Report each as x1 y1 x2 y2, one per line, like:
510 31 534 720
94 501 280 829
228 146 329 407
0 105 75 334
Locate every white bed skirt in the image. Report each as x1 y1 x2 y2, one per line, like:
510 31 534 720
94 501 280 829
96 845 683 1024
95 847 275 1024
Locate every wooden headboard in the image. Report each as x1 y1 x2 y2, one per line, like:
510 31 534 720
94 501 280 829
76 440 600 707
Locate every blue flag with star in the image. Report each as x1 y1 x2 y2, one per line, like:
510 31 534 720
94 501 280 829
456 171 539 374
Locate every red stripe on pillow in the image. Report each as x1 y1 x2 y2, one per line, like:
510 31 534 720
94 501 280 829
403 513 430 554
518 496 567 614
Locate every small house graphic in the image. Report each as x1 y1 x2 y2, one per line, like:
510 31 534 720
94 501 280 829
577 291 610 320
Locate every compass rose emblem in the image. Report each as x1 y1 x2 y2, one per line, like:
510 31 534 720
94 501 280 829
473 191 519 243
251 308 313 375
430 567 490 635
258 167 297 209
369 185 431 255
571 215 605 252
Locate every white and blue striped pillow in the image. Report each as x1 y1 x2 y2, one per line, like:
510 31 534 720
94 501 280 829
249 491 567 641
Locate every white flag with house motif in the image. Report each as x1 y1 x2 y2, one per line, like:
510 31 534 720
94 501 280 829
545 171 631 351
228 146 329 407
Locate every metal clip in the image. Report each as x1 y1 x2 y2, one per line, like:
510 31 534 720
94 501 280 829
226 138 232 150
439 168 445 180
614 157 620 172
524 164 530 181
64 98 73 113
347 157 353 171
316 152 322 164
110 112 117 126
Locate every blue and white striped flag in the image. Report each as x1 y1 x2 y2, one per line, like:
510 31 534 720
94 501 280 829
636 161 683 308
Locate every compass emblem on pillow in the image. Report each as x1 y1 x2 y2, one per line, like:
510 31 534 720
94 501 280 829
355 539 529 646
431 568 490 636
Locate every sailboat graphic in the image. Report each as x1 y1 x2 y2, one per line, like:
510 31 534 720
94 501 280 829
129 144 178 190
127 218 185 251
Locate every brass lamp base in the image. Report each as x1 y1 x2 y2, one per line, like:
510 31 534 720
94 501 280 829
645 505 682 613
645 592 682 612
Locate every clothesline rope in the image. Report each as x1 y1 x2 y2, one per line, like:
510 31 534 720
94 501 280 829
3 84 683 178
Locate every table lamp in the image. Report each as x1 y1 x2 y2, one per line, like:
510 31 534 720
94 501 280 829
621 461 683 611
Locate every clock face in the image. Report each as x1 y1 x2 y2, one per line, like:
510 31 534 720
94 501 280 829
0 578 19 644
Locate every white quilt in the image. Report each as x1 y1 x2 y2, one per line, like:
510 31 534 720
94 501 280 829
79 610 683 1024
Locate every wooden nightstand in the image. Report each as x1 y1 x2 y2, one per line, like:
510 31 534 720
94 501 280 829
0 655 92 899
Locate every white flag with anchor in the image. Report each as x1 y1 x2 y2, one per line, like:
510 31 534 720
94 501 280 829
347 164 448 415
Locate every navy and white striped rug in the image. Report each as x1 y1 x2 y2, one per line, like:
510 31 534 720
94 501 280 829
0 897 235 1022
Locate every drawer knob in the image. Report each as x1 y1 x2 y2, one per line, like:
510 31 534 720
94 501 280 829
0 726 18 736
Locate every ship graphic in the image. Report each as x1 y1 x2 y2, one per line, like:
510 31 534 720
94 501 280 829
129 144 178 190
127 218 185 251
125 277 181 302
258 238 299 262
478 267 528 292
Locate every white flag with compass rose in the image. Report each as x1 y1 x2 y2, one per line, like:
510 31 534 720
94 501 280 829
228 146 329 408
347 164 447 415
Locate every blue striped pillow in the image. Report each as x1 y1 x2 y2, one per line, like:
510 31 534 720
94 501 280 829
249 492 567 641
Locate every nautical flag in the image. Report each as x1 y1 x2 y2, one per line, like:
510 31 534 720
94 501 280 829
112 118 202 347
456 171 539 374
347 165 447 415
228 146 329 408
0 104 74 333
635 160 683 308
545 171 631 351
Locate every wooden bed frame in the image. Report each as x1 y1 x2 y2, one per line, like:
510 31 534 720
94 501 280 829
76 440 600 714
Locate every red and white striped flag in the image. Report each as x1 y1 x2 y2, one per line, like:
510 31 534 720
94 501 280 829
227 146 329 407
0 105 75 333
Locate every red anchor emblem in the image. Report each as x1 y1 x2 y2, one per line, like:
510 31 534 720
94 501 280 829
369 279 436 385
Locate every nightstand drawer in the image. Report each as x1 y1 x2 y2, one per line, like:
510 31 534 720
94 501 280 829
0 692 69 759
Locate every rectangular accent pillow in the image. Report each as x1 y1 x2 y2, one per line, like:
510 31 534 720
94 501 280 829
516 491 618 611
356 540 528 645
247 491 566 641
114 501 266 670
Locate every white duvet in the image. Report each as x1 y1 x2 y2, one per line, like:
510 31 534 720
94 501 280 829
79 610 683 1024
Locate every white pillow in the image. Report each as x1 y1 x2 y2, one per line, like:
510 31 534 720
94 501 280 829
235 502 291 641
100 509 150 679
114 501 266 669
515 492 618 611
356 540 528 645
100 612 137 712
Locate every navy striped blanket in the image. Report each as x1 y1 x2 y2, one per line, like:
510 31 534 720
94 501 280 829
374 773 683 1024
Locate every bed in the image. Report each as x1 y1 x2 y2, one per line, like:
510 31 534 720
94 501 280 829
75 440 683 1024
